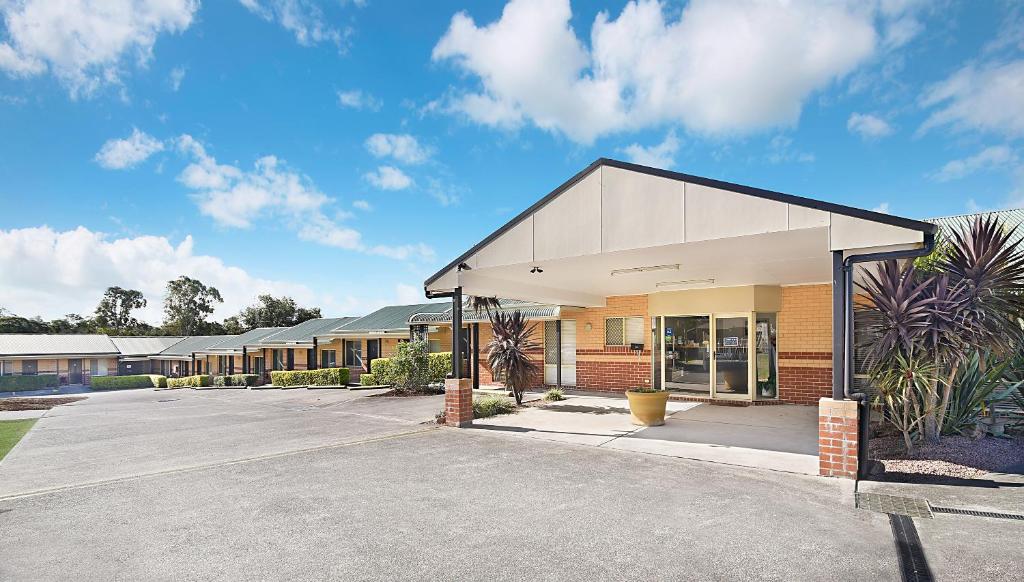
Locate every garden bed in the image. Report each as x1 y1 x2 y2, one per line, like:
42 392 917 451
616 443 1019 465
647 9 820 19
0 397 87 411
870 435 1024 481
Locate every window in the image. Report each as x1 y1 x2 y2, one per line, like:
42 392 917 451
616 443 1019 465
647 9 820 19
320 350 337 369
605 317 644 346
1 360 12 375
218 355 226 374
21 359 38 375
344 340 362 367
273 349 285 371
253 356 265 375
428 340 441 353
307 349 315 368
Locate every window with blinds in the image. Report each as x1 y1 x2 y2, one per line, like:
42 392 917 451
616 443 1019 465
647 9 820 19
605 317 644 346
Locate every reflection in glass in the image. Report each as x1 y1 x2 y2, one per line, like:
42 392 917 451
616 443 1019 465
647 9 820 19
755 313 778 399
663 316 711 395
715 316 749 396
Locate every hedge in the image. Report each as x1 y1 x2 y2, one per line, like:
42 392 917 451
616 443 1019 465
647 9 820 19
270 367 349 387
0 374 59 391
167 374 212 388
91 374 167 390
359 372 379 386
212 374 260 387
369 351 451 387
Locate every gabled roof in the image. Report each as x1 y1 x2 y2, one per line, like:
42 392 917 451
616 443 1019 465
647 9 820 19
325 303 448 335
156 335 227 357
408 300 559 324
110 336 184 357
928 208 1024 245
425 158 938 291
256 317 356 345
201 328 283 352
0 334 120 357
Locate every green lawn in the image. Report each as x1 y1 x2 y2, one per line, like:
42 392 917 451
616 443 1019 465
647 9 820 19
0 419 36 461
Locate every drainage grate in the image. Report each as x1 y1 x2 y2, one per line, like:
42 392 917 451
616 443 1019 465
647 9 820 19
931 506 1024 521
890 514 934 582
157 398 179 403
856 493 933 518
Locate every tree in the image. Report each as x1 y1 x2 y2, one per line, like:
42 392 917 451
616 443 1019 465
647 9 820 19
163 276 223 335
486 310 540 405
221 316 245 335
95 286 147 333
48 313 99 334
237 295 321 329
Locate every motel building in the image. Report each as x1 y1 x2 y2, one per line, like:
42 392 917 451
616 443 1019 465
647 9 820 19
424 159 937 480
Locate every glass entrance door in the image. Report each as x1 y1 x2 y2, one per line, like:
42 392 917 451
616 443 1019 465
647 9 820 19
663 316 711 396
714 315 750 398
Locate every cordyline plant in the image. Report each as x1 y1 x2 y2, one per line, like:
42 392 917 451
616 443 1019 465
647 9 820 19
859 215 1024 451
486 310 539 405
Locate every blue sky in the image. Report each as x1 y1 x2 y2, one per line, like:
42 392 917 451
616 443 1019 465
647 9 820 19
1 0 1022 323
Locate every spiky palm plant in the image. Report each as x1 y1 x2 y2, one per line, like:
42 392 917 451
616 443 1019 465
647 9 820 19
486 310 539 405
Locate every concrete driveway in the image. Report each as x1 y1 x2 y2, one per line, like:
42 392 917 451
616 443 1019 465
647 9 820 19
0 388 1019 580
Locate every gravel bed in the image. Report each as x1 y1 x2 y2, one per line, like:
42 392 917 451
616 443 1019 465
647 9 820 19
871 434 1024 480
0 396 87 411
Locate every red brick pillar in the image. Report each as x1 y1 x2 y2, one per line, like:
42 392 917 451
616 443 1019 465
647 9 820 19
818 398 859 478
444 378 473 427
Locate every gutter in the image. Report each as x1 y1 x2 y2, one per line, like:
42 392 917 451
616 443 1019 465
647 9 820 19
841 231 936 478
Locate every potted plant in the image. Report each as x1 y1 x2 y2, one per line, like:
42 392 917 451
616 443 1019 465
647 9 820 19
625 385 669 426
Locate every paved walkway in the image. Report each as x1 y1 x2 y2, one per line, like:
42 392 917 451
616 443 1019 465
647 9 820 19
474 393 820 474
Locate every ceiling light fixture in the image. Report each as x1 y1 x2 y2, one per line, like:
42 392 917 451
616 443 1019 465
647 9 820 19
655 278 716 289
530 266 544 274
609 264 680 277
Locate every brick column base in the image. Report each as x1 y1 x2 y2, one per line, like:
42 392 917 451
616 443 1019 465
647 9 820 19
818 398 859 479
444 378 473 428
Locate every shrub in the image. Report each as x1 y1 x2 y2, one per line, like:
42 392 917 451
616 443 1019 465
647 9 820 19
92 374 167 390
427 352 452 383
543 388 565 402
0 374 59 391
213 375 226 387
369 357 394 385
271 367 349 387
473 395 517 419
167 374 212 388
359 372 379 386
229 374 260 387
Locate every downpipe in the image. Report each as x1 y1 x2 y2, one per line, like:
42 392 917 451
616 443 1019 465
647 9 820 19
843 231 936 478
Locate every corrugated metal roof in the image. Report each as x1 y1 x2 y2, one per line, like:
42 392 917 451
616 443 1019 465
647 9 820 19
256 317 356 344
110 336 185 357
156 335 229 357
201 328 285 352
327 303 448 334
0 334 119 357
927 208 1024 245
409 300 559 324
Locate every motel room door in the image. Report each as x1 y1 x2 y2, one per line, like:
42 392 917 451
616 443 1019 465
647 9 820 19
68 359 83 384
544 320 576 386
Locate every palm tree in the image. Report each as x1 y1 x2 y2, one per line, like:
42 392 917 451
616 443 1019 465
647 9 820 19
486 310 539 405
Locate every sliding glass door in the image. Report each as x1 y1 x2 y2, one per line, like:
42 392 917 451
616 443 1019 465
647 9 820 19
713 315 750 398
662 315 711 396
657 313 761 400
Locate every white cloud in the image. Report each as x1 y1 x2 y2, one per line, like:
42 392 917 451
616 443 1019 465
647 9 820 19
239 0 351 51
95 128 165 170
0 0 198 98
364 165 413 190
337 89 382 111
872 202 890 213
0 226 315 324
766 135 815 164
431 0 879 144
424 177 462 207
929 146 1018 182
619 130 679 168
847 112 894 140
352 199 372 211
364 133 432 164
168 65 186 91
919 59 1024 138
395 283 424 304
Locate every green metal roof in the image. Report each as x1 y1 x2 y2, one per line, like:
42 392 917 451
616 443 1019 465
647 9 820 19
927 208 1024 245
256 317 356 345
408 300 559 324
0 334 120 357
157 335 230 358
110 336 185 357
202 328 286 352
326 303 448 334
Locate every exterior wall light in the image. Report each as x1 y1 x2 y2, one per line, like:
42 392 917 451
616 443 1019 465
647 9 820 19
610 264 680 276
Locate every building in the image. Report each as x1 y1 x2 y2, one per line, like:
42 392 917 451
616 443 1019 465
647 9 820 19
250 317 355 377
110 336 185 375
150 335 225 377
0 334 121 386
423 158 938 479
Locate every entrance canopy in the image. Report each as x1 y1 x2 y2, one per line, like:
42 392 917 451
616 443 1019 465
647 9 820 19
425 159 936 305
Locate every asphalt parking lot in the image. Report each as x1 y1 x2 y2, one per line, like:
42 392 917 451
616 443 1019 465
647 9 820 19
0 388 1019 580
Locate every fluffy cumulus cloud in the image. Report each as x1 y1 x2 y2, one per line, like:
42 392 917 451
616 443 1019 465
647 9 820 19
364 165 413 190
94 128 166 169
239 0 351 51
619 130 679 168
174 135 432 260
0 0 198 97
337 89 382 111
918 59 1024 138
846 112 894 140
930 146 1018 182
364 133 432 164
0 226 315 323
431 0 881 143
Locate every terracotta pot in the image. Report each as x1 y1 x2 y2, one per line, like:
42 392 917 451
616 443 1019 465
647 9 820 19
625 390 669 426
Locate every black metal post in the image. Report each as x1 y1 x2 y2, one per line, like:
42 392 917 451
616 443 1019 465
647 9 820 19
451 287 463 379
311 337 318 370
191 353 196 375
556 320 562 388
472 322 480 390
286 348 294 371
832 251 845 401
242 346 248 374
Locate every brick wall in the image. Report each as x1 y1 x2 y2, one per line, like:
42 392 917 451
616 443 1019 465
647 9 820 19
778 284 833 405
564 295 651 392
819 398 859 478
